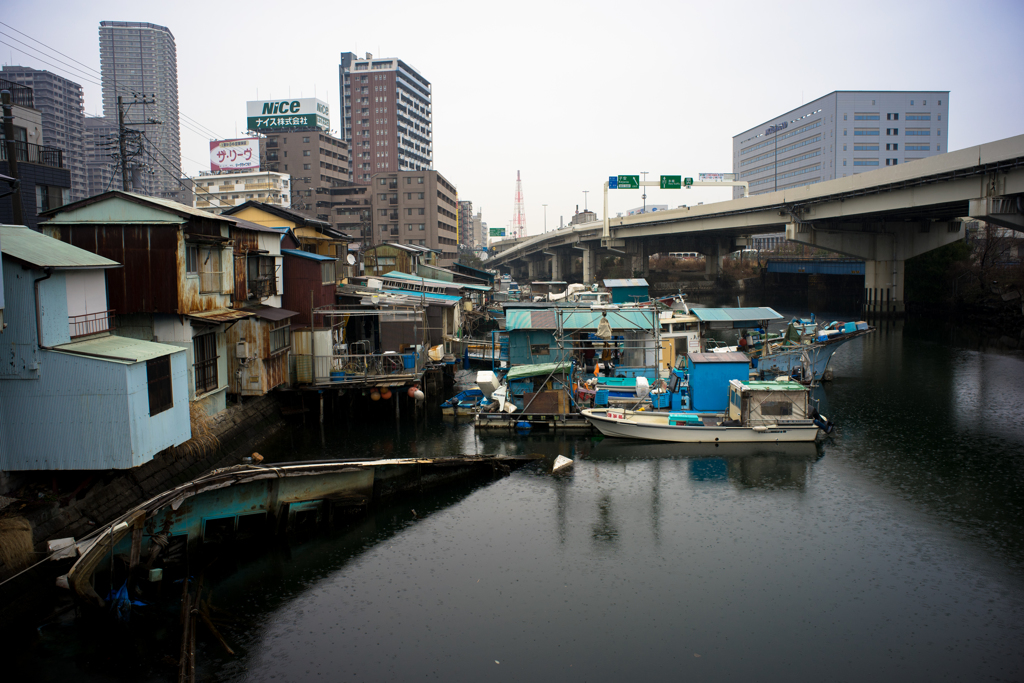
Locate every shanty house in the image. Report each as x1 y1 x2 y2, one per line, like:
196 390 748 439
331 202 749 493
40 191 248 416
0 225 190 470
224 216 297 396
223 202 353 283
363 243 439 277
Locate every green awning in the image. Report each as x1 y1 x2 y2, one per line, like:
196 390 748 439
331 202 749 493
505 361 572 380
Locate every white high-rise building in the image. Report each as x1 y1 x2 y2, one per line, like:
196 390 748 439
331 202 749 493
97 21 181 200
732 91 950 198
339 52 432 183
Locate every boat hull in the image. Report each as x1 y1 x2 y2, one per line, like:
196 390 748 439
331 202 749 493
581 409 819 443
754 330 871 381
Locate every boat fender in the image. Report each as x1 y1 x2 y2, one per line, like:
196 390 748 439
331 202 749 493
515 421 532 431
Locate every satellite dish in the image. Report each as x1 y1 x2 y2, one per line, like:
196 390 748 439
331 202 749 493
347 254 356 265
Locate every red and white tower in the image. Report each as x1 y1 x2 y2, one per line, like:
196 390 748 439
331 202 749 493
512 170 526 238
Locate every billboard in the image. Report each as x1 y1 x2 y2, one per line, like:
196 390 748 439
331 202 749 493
246 98 330 131
210 138 259 172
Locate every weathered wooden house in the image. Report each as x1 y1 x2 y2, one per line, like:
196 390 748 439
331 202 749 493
224 202 353 283
40 191 247 416
363 243 439 277
224 216 297 396
0 225 191 470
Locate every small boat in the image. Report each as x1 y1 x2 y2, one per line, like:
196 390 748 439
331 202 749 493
441 387 486 416
581 378 831 443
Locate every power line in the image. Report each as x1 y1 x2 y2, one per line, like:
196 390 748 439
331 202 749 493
1 24 227 141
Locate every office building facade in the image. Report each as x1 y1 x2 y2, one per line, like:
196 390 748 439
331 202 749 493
732 91 950 198
370 170 458 266
2 67 86 202
339 52 432 183
97 21 181 199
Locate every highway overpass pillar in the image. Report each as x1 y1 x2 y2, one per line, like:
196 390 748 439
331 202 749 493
528 257 543 280
703 237 727 280
581 244 597 284
550 249 567 281
786 220 964 317
627 239 649 278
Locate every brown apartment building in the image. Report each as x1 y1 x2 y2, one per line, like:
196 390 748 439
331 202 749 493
370 170 458 267
260 130 352 224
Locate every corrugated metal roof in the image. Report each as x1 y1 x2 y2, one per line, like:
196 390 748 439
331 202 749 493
42 191 232 223
506 307 657 331
53 335 186 364
186 309 253 323
506 361 572 379
282 248 336 262
0 225 121 269
383 271 490 291
689 352 750 364
226 216 292 234
691 307 783 323
603 278 649 288
247 305 299 321
383 288 462 302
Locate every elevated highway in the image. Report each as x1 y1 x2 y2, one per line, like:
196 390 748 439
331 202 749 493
490 134 1024 313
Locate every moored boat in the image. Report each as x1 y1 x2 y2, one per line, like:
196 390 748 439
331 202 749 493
581 378 831 443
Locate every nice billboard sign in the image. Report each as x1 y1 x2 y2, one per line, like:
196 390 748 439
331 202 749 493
210 138 259 172
246 98 330 131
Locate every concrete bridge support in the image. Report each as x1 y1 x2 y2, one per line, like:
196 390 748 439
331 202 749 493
701 237 728 280
527 256 545 281
627 239 650 278
786 220 964 316
579 244 598 285
549 248 571 281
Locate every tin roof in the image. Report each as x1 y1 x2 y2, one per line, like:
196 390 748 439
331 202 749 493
0 225 121 270
383 288 462 303
505 361 572 380
603 278 649 288
246 305 299 321
691 307 783 323
186 309 253 323
735 379 808 392
282 248 336 262
40 191 233 224
383 271 490 291
688 352 750 364
52 335 185 365
505 307 657 331
226 215 291 234
223 201 334 231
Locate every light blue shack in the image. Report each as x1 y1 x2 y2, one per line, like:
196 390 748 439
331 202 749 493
603 278 650 304
504 305 658 367
0 226 191 470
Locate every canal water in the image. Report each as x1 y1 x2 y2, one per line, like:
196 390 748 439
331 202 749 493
11 314 1024 682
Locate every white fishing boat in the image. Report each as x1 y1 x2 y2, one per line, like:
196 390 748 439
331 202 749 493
581 378 830 443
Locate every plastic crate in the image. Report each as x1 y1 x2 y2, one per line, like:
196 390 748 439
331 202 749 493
595 389 610 407
650 392 670 408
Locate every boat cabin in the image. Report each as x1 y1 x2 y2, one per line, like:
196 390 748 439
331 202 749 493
727 379 812 426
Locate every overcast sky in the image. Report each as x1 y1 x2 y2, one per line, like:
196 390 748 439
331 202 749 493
4 0 1023 236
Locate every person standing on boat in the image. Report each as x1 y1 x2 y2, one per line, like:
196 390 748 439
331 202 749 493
738 329 750 353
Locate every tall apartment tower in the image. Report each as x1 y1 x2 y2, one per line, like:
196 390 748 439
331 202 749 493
339 52 432 183
1 66 87 201
97 21 181 199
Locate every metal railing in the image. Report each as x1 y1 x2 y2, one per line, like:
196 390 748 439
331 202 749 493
69 310 115 338
0 79 33 107
297 351 426 385
0 140 64 168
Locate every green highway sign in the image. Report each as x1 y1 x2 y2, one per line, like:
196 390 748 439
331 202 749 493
616 174 640 189
683 177 694 187
489 227 506 237
660 175 681 189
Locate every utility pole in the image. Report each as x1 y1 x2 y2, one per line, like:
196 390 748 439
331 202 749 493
116 93 156 192
117 95 130 191
1 89 23 224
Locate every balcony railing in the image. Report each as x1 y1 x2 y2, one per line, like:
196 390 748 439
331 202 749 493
69 310 115 339
294 351 425 385
0 140 64 169
0 79 33 107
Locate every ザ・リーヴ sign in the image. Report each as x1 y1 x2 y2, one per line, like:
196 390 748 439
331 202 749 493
210 138 259 171
246 98 330 131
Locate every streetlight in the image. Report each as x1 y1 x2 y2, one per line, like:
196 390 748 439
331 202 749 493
582 191 589 212
641 171 648 212
542 204 548 232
